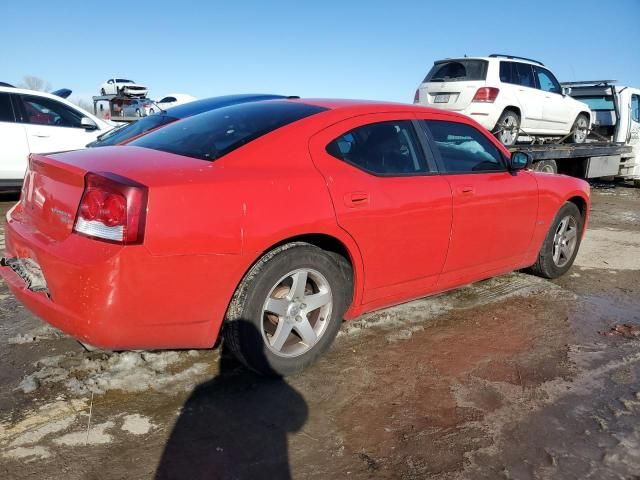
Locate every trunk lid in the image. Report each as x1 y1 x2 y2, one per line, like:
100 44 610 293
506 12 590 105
19 146 212 242
419 80 486 111
417 58 489 111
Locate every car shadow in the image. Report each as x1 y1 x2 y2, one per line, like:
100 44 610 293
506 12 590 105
154 320 308 480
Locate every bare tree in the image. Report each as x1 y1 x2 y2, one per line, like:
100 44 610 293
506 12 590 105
71 98 95 113
18 75 52 92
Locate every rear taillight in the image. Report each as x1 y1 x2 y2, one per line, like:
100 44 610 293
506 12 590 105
74 172 147 244
472 87 500 103
413 89 420 104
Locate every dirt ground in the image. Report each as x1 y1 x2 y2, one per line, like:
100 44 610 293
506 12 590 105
0 184 639 480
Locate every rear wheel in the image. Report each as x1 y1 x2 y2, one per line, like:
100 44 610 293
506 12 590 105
493 110 520 146
569 114 589 143
532 159 558 174
135 109 141 117
223 243 352 376
528 202 583 279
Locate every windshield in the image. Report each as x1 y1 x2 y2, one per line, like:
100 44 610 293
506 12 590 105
130 101 326 161
88 114 176 147
424 60 488 82
575 95 615 111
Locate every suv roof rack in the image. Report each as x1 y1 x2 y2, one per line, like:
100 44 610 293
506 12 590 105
489 54 544 66
0 82 15 88
560 80 617 86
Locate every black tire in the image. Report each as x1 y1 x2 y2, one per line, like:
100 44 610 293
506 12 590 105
135 109 141 117
493 110 520 146
569 114 589 144
528 202 583 279
532 159 558 174
223 242 352 376
100 88 106 96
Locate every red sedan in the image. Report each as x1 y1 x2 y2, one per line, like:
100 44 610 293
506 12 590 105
1 99 589 375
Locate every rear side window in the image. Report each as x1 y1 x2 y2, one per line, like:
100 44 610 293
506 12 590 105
326 120 428 175
131 101 326 161
424 120 505 173
424 60 488 82
632 95 640 123
500 61 536 88
0 93 15 122
89 114 176 147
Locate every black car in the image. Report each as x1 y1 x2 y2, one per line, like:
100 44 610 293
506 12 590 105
87 94 289 147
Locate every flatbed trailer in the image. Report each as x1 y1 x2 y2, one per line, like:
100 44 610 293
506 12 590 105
509 142 632 179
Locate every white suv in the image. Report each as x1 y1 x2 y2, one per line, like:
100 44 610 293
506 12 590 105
0 85 114 188
413 54 592 146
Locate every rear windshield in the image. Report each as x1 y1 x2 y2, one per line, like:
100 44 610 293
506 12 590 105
130 101 327 161
574 95 615 111
89 114 176 147
424 60 488 82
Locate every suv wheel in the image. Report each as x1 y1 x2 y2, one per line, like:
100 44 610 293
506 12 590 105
224 243 352 376
493 110 520 146
532 160 558 174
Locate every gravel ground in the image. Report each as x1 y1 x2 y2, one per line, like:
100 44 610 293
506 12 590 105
0 185 639 480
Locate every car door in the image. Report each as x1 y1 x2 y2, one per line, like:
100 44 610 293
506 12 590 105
420 118 538 289
310 114 453 306
534 66 572 132
16 94 99 153
503 61 544 130
0 92 30 181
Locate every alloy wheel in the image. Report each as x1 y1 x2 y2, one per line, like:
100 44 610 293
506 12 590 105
261 268 333 357
552 215 578 267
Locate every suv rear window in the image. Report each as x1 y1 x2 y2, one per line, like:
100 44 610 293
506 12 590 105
130 101 327 161
424 60 488 82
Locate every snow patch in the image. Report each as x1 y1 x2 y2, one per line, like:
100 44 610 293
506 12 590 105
121 414 154 435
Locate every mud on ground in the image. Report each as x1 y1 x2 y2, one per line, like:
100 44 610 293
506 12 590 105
0 186 639 480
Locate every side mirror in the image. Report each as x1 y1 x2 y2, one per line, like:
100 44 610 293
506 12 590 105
510 151 532 171
81 117 98 131
561 86 572 96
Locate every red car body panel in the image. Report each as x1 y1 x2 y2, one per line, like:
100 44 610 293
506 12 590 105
0 100 590 349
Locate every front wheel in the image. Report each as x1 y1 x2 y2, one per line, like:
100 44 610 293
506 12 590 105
493 110 520 146
528 202 583 278
135 109 142 117
224 243 352 376
569 114 589 143
100 88 106 96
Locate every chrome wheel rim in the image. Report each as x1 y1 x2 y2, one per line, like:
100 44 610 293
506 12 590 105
261 268 333 358
498 115 518 145
539 163 555 173
573 117 588 143
552 215 578 267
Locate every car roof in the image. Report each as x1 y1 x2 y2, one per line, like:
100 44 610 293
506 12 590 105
287 97 472 119
434 56 542 66
163 93 289 118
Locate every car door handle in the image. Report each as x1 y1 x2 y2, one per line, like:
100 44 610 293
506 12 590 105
457 186 475 195
32 134 50 138
344 192 369 207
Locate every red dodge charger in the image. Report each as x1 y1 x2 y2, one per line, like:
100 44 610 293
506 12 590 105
0 99 589 375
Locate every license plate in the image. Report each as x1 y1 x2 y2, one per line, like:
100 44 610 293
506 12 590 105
434 94 450 103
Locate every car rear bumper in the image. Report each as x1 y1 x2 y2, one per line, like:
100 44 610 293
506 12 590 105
1 205 245 350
